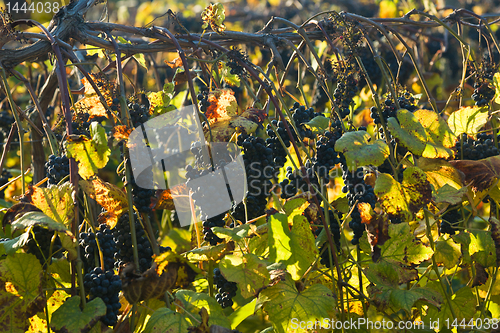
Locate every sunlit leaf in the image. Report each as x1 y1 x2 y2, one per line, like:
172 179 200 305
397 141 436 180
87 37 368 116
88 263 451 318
79 177 128 228
304 116 330 135
424 287 476 329
201 3 226 34
220 254 270 298
175 290 230 327
144 307 190 333
447 105 488 137
435 237 461 269
374 167 432 221
30 183 74 226
413 109 455 159
65 122 110 179
387 109 427 155
74 74 114 120
334 131 389 171
268 213 317 280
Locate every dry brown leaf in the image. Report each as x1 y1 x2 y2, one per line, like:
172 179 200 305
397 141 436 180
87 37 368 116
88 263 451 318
112 125 132 141
74 74 114 120
358 202 390 262
164 57 183 68
449 156 500 192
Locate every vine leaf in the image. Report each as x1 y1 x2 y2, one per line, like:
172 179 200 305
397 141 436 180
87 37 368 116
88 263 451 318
334 131 389 171
268 212 317 280
175 290 230 327
449 156 500 192
434 237 461 269
387 109 427 155
79 177 128 229
50 296 105 333
470 230 497 268
148 82 175 116
201 3 226 34
0 232 30 256
30 183 74 226
447 105 489 137
65 122 110 180
493 72 500 104
144 307 190 333
424 287 476 329
219 254 270 298
413 109 455 159
304 116 329 135
417 158 464 203
219 61 240 87
374 167 432 221
74 74 114 120
489 217 500 266
11 212 77 259
378 223 433 265
259 273 336 333
186 244 228 262
358 202 390 261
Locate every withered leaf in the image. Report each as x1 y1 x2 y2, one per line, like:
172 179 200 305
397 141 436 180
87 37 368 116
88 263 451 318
2 202 41 229
449 156 500 192
472 262 489 287
111 125 131 142
119 261 179 304
358 202 390 262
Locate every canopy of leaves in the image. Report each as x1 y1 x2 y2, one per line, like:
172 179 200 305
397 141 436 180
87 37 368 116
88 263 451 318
334 131 389 171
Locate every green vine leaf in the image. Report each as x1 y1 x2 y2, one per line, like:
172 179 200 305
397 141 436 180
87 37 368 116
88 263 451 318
470 230 497 267
50 296 105 333
387 109 427 155
220 254 270 298
304 116 330 135
447 105 489 137
175 290 230 327
378 223 433 265
143 307 190 333
414 109 455 159
374 167 432 221
0 232 29 256
435 237 461 269
334 131 389 171
259 273 336 333
268 213 317 280
65 122 111 180
424 287 476 329
148 82 176 116
219 61 240 87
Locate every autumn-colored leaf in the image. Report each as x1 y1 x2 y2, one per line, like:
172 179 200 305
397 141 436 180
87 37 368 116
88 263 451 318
74 74 113 120
65 123 111 179
358 202 390 261
164 57 183 68
205 88 239 124
30 183 74 226
449 155 500 192
111 125 131 141
79 178 128 228
201 3 226 34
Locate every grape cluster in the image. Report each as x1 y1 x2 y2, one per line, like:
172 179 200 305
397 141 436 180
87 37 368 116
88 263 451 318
279 163 319 200
83 267 122 326
45 154 70 186
341 162 377 245
0 111 14 142
202 213 225 245
131 181 154 213
265 119 290 168
213 268 237 308
472 81 495 107
26 226 64 265
231 133 275 222
313 129 342 182
317 208 342 267
197 89 211 113
370 94 417 125
333 73 358 119
226 48 248 77
113 213 153 273
455 133 499 160
128 101 150 128
440 206 461 235
0 170 11 199
80 224 116 272
290 102 324 139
